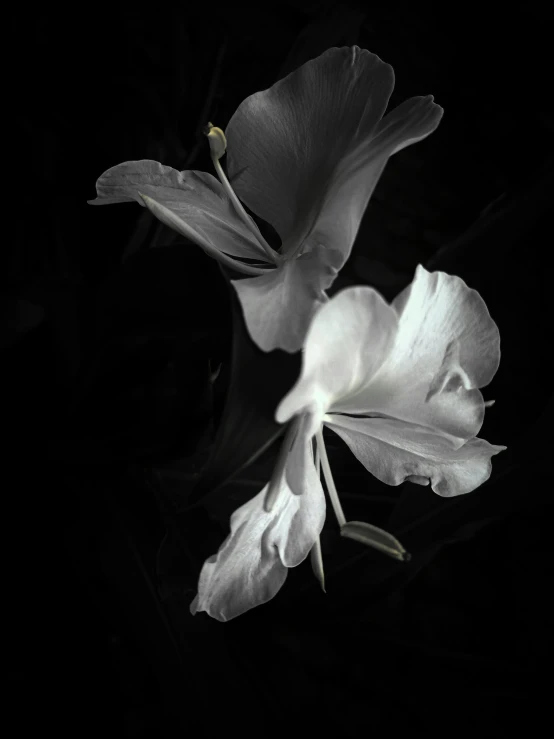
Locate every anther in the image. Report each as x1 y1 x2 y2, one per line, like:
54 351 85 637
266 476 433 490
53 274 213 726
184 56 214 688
204 122 227 160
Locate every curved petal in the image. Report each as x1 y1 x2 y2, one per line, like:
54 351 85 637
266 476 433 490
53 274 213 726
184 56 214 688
88 160 268 260
231 244 342 353
325 413 506 497
226 46 442 264
276 285 398 423
283 412 325 498
297 93 443 269
332 266 501 442
190 472 326 622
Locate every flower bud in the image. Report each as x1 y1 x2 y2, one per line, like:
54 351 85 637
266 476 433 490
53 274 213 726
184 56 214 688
203 122 227 160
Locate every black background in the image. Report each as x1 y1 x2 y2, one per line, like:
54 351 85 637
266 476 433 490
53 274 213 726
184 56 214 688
7 3 552 736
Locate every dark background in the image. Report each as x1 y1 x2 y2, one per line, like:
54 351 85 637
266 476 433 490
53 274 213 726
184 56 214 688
6 3 552 736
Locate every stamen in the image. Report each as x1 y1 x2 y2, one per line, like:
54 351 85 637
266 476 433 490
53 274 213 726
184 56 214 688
340 520 411 562
315 428 346 527
204 123 227 160
264 416 300 513
204 123 281 266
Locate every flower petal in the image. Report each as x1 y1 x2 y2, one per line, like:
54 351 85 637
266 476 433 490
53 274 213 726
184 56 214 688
226 46 442 265
276 285 398 423
283 413 324 498
325 413 506 497
190 469 326 622
333 266 501 442
231 244 342 353
88 160 268 260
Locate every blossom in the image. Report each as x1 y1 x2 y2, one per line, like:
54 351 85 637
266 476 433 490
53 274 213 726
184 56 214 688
88 46 443 352
190 265 506 621
189 417 327 622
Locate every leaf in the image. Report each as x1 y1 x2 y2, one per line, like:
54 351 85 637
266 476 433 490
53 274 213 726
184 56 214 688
184 263 302 508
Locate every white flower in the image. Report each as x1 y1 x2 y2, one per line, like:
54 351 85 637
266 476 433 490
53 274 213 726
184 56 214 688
190 265 506 621
89 46 443 353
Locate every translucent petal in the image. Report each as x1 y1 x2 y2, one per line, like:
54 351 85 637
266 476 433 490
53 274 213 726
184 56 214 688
276 285 398 421
226 46 442 266
190 462 326 621
332 266 501 442
231 244 342 353
325 413 506 497
88 160 268 260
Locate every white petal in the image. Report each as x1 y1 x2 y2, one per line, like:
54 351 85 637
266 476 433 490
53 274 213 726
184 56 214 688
284 414 325 498
325 413 506 497
276 285 398 422
88 160 268 260
190 457 326 622
226 46 442 269
231 245 341 353
332 265 501 442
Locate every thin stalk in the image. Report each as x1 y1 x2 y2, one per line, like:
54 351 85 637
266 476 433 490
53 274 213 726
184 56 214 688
213 158 281 265
316 427 346 527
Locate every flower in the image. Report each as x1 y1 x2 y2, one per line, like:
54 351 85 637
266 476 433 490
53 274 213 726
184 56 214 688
277 265 506 499
190 265 506 621
189 417 327 622
88 46 443 353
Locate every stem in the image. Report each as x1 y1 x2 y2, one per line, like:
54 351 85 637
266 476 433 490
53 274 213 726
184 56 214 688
213 158 281 265
315 428 346 527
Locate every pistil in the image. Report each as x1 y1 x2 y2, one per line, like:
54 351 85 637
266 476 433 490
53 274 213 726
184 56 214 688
204 123 281 266
315 427 346 527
